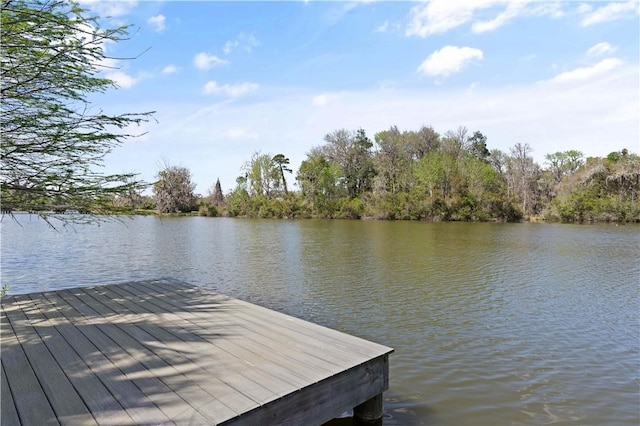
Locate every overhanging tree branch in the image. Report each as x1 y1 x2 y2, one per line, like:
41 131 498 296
1 0 155 221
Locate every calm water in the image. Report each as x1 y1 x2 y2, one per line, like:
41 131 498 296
1 215 639 425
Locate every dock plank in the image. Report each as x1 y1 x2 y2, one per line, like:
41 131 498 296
106 283 337 385
37 291 173 425
6 297 98 426
147 280 384 359
49 289 232 424
1 362 20 426
1 279 393 426
68 286 277 413
1 305 60 426
134 280 381 367
22 293 138 426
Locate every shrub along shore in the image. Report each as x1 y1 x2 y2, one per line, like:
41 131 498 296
141 127 639 224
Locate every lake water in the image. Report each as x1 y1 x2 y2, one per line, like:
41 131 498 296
1 215 639 425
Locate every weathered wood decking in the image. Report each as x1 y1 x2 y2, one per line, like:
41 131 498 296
1 279 393 425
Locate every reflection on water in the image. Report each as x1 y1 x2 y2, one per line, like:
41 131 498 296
2 215 639 425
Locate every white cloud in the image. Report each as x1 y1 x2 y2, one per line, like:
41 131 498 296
577 3 592 14
203 81 259 97
418 46 483 78
587 42 617 57
406 1 468 37
148 15 166 32
162 64 180 75
406 0 499 37
223 40 239 55
547 58 623 84
77 0 138 17
529 1 565 19
406 0 567 37
581 1 640 26
223 34 260 55
194 52 228 70
472 1 527 33
105 71 138 89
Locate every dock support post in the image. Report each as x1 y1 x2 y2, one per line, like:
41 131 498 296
354 393 383 424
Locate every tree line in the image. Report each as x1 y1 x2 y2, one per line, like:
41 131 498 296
2 1 637 225
141 126 639 223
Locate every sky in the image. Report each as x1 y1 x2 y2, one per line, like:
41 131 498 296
81 0 640 195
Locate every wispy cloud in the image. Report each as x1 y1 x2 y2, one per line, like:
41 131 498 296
223 33 260 55
406 0 565 37
546 58 623 84
203 81 259 97
194 52 228 70
471 1 527 33
581 1 640 26
375 20 390 33
161 64 180 75
417 46 483 78
587 42 617 57
406 0 498 37
148 14 166 32
77 0 138 17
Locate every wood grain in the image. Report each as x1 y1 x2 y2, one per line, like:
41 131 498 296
1 280 393 425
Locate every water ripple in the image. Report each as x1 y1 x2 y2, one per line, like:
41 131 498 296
2 218 638 425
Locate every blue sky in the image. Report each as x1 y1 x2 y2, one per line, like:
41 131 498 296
82 0 639 195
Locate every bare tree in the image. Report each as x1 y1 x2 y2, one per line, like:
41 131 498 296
153 163 196 213
507 143 540 215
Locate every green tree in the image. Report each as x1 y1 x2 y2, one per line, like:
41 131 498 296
404 125 440 160
297 152 345 217
467 131 490 160
272 154 292 194
373 126 413 194
545 150 584 183
244 152 281 198
550 151 639 222
1 0 153 219
154 164 196 213
321 128 375 198
414 151 448 200
226 176 250 217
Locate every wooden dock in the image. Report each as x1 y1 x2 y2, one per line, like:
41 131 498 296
1 279 393 425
